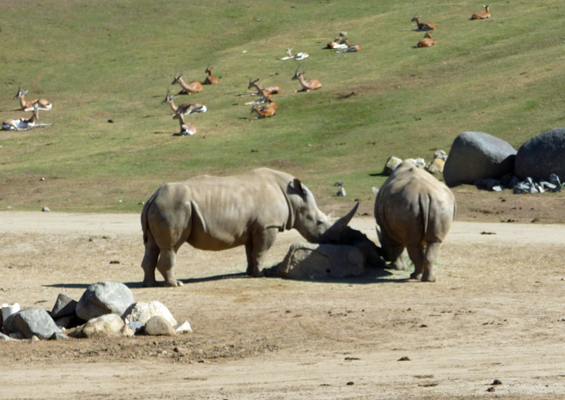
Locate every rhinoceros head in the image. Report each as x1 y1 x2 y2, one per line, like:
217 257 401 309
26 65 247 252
286 179 332 242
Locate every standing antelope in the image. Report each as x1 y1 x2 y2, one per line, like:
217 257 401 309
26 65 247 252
250 98 278 119
325 37 348 49
411 16 436 31
417 32 436 47
14 87 52 111
2 107 50 131
172 112 197 136
171 74 203 95
291 66 322 92
247 78 280 96
162 90 207 114
335 39 361 53
203 67 219 84
471 5 490 20
280 48 309 61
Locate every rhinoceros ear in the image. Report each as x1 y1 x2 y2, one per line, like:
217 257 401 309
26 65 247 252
293 178 306 197
372 186 379 197
319 202 359 242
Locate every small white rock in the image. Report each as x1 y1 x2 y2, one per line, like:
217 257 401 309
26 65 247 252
175 320 193 333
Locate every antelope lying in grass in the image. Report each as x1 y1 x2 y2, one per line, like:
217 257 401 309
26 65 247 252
245 91 273 106
172 112 197 136
250 98 278 119
411 16 436 31
247 78 280 96
2 107 51 131
291 66 322 92
325 37 348 49
14 87 52 111
417 32 436 47
280 48 309 61
471 5 490 19
171 74 203 95
335 39 361 53
162 90 207 114
203 67 219 85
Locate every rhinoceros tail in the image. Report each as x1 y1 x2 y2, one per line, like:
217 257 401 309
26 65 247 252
418 193 432 238
141 191 159 245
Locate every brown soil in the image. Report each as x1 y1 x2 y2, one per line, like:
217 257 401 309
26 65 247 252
1 189 565 399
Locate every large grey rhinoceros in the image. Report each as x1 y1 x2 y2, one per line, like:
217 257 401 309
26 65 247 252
141 168 356 287
372 161 456 282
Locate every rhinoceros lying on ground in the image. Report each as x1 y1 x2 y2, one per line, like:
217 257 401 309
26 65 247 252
141 168 356 287
372 161 456 282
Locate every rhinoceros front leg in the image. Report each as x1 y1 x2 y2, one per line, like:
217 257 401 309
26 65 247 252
245 228 279 277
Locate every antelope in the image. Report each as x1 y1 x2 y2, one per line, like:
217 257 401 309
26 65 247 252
280 48 309 61
417 32 436 47
245 91 273 106
14 87 52 112
172 112 197 136
171 74 203 95
471 5 490 20
250 98 278 119
203 67 219 85
2 107 50 131
247 78 280 96
335 39 361 53
162 90 207 115
411 16 436 31
291 65 322 92
325 37 348 49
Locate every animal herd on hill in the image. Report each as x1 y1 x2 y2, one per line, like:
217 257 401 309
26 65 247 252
2 87 53 131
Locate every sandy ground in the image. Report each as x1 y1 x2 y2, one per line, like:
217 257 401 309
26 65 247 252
1 211 565 399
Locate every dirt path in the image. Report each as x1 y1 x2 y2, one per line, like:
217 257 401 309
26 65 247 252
1 212 565 399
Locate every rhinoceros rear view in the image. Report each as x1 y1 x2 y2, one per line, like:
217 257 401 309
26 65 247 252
372 161 456 282
141 168 355 287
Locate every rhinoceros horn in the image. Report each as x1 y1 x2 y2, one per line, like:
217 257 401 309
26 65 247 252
319 202 359 243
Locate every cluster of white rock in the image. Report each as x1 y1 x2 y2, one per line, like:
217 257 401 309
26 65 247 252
383 150 448 176
0 281 191 341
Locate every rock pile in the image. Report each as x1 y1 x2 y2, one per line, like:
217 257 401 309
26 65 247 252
0 281 191 341
383 150 447 176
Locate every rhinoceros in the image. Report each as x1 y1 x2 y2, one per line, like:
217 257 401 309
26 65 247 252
141 168 356 287
372 161 456 282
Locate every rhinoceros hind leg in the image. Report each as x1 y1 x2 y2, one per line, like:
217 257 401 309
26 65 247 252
407 245 425 280
157 249 180 287
420 242 440 282
387 245 407 270
141 245 160 287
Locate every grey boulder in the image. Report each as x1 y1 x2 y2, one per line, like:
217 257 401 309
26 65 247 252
515 128 565 181
443 132 517 187
76 281 134 321
51 293 78 318
3 308 61 339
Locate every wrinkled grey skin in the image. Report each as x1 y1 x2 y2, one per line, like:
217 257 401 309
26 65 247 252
372 161 456 282
141 168 355 287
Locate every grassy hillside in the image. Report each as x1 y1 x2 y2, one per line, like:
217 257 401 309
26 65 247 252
1 0 565 214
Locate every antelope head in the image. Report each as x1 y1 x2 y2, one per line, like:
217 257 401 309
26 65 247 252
291 65 303 81
162 89 174 105
286 48 294 56
171 74 183 85
248 78 260 89
14 86 27 100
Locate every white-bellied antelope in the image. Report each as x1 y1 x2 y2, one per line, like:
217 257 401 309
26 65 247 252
335 39 361 53
2 107 51 131
172 112 197 136
250 98 278 119
325 37 348 49
291 65 322 92
203 67 219 85
247 78 280 96
281 48 309 61
245 91 273 106
417 32 436 47
162 89 207 115
471 5 490 20
411 16 437 31
171 74 203 95
14 87 52 112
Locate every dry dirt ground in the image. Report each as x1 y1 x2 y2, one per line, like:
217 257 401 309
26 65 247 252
1 192 565 400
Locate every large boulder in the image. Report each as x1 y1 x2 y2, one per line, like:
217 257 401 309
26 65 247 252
515 128 565 181
3 308 61 339
443 132 517 187
76 282 134 321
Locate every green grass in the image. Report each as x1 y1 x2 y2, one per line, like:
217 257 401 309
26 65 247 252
1 0 565 214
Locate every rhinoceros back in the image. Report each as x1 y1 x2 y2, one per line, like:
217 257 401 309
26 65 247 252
376 162 455 246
